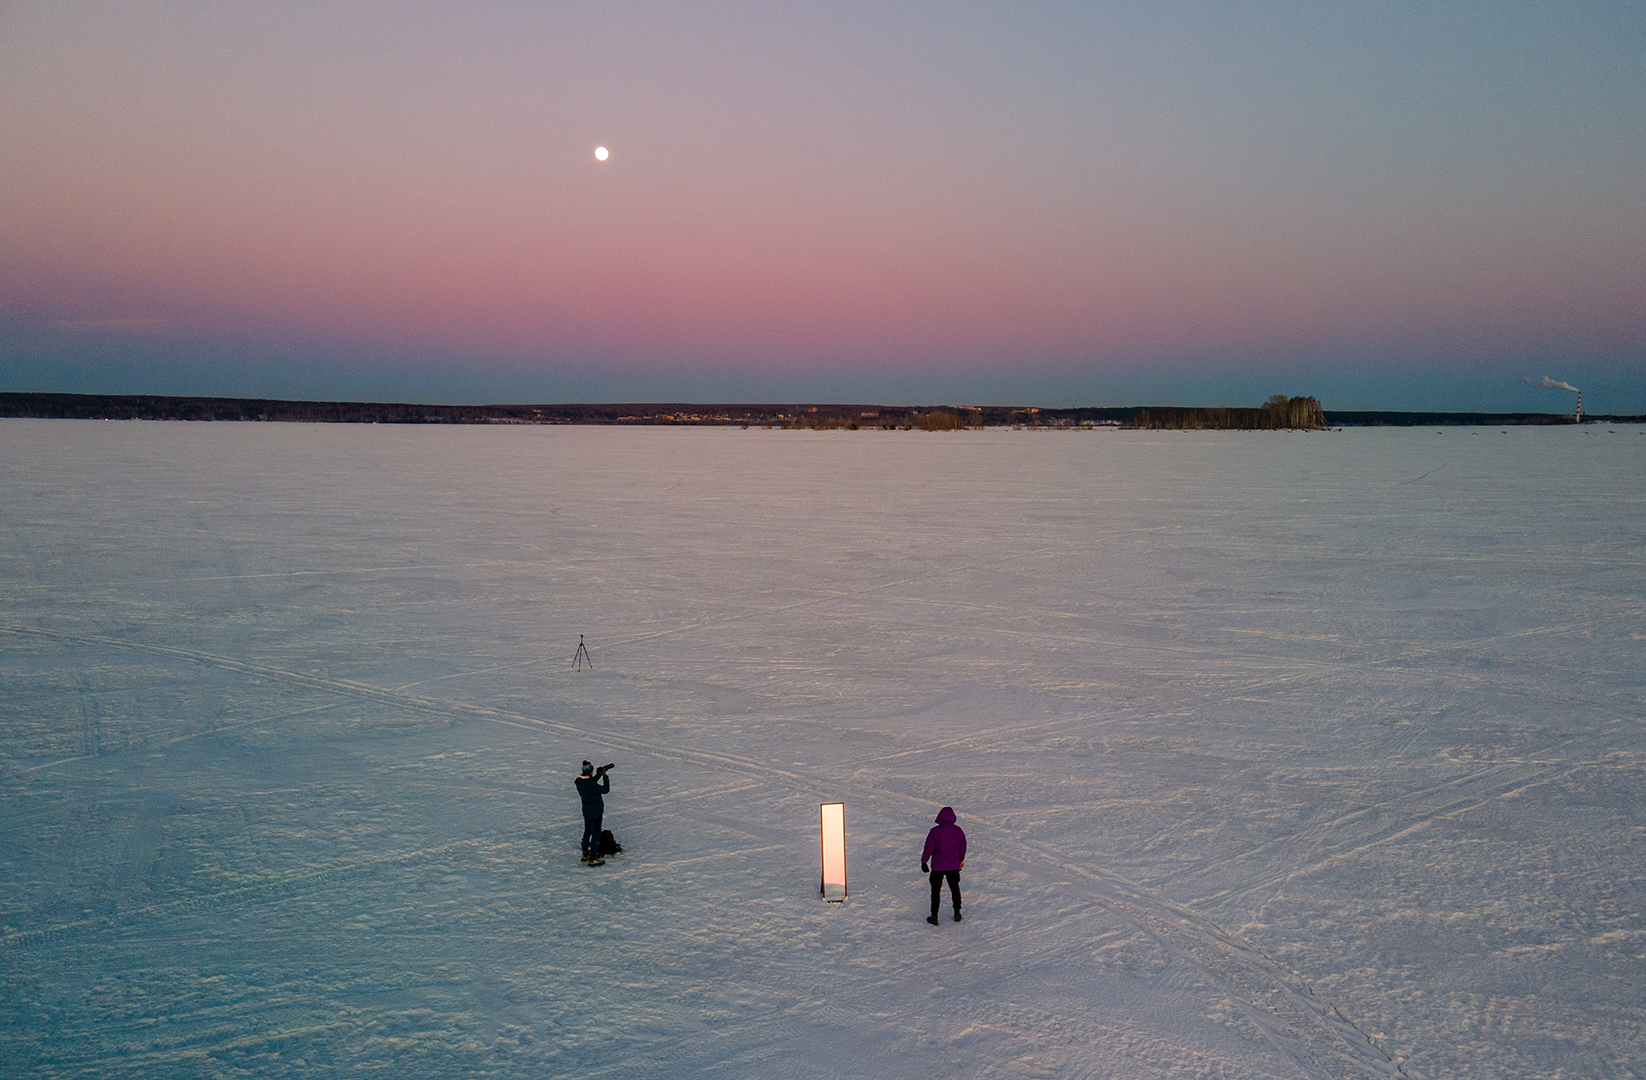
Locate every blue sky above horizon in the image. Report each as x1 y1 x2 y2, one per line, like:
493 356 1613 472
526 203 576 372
2 2 1642 412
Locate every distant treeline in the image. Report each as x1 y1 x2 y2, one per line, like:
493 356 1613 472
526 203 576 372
1124 395 1326 430
1 392 1633 428
1320 410 1608 426
0 394 1131 428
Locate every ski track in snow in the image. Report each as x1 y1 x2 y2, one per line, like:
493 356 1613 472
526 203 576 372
3 421 1643 1078
1 623 1402 1078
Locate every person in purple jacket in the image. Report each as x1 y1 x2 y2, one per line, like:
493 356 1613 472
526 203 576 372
921 806 967 925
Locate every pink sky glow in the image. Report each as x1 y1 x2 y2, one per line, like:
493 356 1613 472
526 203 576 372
2 2 1642 409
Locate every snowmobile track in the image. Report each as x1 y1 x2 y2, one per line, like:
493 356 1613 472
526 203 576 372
0 622 1413 1077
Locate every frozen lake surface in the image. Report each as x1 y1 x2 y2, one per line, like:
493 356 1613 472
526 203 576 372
2 420 1643 1079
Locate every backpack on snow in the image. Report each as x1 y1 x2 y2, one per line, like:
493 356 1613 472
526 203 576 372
597 830 622 856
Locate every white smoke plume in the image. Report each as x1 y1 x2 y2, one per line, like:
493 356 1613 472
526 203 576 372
1525 376 1579 392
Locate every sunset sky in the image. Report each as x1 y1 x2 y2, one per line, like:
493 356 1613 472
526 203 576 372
2 2 1642 411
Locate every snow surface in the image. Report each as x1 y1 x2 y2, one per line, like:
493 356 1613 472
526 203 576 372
1 420 1643 1079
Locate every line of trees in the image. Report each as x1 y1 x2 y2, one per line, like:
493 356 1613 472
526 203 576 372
32 393 1583 430
1125 395 1326 431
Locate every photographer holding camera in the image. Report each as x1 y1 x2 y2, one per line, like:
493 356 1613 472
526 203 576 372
575 761 614 865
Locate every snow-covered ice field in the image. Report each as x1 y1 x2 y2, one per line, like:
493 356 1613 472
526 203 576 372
2 419 1642 1079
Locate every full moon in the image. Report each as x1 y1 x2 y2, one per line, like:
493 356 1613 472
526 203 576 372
594 146 608 161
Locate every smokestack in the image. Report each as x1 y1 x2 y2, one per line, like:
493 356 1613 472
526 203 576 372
1524 375 1582 421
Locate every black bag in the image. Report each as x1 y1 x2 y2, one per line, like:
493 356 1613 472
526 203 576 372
597 830 622 856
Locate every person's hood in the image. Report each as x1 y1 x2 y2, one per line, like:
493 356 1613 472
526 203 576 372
935 807 957 825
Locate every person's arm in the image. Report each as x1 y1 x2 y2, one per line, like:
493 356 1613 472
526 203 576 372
598 774 610 794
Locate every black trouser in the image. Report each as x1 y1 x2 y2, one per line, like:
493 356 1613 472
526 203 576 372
929 869 961 916
582 813 602 858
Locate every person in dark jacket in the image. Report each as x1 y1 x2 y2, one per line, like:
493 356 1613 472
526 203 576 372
575 761 611 864
921 806 966 924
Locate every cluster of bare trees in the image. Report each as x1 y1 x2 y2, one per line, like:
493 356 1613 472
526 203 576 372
1124 395 1326 431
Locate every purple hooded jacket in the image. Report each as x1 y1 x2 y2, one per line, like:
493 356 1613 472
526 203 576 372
921 807 967 872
